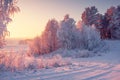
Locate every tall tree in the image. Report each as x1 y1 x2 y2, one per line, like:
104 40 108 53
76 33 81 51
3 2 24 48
81 6 98 26
0 0 20 47
104 6 116 39
110 6 120 39
41 19 59 53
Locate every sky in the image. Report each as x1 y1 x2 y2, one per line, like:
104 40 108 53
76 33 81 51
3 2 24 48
7 0 120 39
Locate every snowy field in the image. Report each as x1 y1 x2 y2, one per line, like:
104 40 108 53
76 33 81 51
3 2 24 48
0 40 120 80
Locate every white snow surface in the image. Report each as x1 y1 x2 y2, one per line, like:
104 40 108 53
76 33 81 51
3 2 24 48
0 40 120 80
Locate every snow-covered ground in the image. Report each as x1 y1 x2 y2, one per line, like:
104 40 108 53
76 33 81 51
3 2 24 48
0 40 120 80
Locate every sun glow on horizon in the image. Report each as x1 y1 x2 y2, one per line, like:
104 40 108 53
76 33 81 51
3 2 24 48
8 13 46 39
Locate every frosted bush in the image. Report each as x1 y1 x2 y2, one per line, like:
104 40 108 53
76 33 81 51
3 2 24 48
51 49 95 58
0 51 70 71
79 25 103 51
28 36 42 56
0 52 26 71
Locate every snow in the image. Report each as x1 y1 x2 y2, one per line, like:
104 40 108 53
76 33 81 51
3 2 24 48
0 40 120 80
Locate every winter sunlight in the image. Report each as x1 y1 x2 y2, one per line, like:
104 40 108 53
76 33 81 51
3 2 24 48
0 0 120 80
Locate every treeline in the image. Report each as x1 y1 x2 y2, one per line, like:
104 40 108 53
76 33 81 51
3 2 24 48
29 5 120 55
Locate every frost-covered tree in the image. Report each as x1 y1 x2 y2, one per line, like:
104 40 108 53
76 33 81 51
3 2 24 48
110 6 120 39
41 19 59 53
100 14 109 39
30 19 59 55
81 6 99 26
103 6 116 39
0 0 20 47
57 14 78 49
